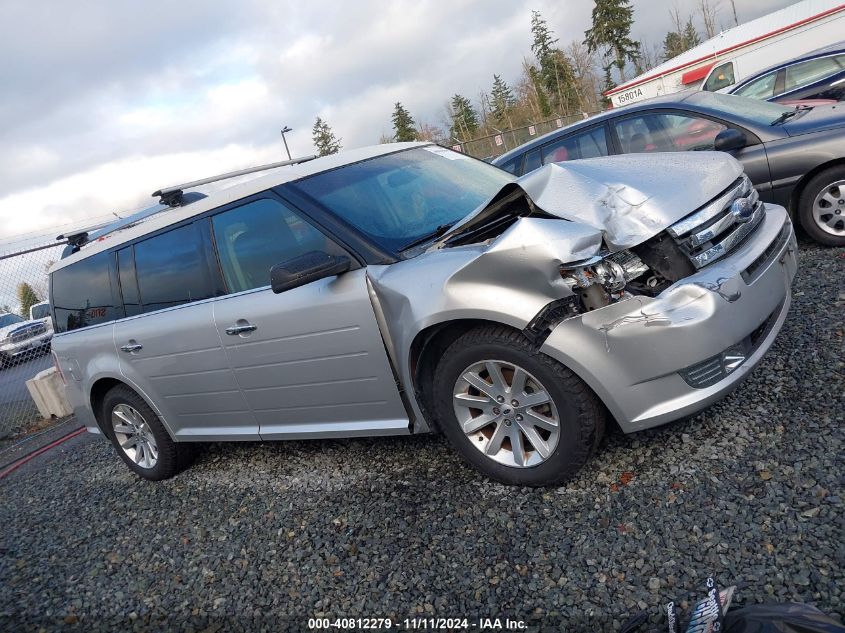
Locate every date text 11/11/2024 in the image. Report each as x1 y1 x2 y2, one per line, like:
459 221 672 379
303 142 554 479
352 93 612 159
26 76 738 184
307 617 528 630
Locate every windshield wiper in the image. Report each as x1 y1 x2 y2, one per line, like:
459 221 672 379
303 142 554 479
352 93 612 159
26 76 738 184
770 108 800 126
399 223 454 251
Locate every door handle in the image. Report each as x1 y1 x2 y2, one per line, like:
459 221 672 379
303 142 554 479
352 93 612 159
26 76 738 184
120 343 143 353
225 323 258 336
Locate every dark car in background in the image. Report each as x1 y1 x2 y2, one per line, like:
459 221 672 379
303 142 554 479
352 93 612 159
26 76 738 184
729 43 845 104
492 91 845 246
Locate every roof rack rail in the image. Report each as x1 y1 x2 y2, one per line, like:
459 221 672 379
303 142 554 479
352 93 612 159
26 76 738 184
55 194 209 257
152 155 317 207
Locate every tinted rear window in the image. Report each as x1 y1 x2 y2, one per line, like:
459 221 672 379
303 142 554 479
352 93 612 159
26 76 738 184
51 252 121 333
133 224 213 313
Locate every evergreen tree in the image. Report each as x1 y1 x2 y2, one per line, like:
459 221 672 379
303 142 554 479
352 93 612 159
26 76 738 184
601 63 616 108
490 75 515 123
584 0 639 82
527 65 552 117
683 18 701 48
662 17 701 61
311 117 342 156
391 102 417 142
530 11 579 114
17 282 41 319
449 94 479 140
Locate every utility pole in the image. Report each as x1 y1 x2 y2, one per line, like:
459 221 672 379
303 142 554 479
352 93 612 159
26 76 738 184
280 126 292 160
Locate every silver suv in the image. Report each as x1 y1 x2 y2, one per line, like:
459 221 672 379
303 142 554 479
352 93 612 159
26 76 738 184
49 143 797 485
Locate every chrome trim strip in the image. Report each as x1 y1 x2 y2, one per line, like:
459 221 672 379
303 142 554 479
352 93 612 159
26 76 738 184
689 203 766 268
667 175 751 238
688 197 762 248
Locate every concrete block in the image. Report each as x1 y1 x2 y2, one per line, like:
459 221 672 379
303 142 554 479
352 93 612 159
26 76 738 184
25 367 73 420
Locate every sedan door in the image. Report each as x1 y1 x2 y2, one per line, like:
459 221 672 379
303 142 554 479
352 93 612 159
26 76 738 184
608 110 773 198
208 196 410 439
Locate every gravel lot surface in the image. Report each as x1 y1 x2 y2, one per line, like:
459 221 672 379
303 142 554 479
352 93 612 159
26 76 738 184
1 239 843 632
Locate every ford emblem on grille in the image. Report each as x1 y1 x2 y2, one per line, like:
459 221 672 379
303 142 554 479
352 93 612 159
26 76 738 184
730 197 754 223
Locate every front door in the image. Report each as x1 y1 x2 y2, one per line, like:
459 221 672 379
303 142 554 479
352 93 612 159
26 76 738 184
207 197 409 439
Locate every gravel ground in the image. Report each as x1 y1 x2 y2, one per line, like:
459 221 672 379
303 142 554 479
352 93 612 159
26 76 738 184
1 239 843 632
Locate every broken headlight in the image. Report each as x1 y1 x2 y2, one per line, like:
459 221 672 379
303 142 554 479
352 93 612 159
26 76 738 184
560 250 652 311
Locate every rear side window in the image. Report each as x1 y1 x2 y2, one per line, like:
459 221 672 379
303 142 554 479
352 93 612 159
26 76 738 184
211 198 341 294
133 224 213 313
51 252 121 333
542 127 608 165
784 56 845 91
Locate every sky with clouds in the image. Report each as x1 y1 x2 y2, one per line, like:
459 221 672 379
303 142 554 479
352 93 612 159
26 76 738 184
0 0 795 245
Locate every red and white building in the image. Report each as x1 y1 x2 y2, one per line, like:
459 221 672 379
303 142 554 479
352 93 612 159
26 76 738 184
606 0 845 107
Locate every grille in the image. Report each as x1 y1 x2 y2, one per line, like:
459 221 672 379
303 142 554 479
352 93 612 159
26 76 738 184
667 175 765 269
9 322 46 343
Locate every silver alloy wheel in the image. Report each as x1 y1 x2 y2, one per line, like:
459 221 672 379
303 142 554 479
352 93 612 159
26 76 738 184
812 179 845 237
112 403 158 469
452 359 560 468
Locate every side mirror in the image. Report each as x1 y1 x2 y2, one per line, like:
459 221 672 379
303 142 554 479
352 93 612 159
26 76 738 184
714 128 747 152
270 251 351 294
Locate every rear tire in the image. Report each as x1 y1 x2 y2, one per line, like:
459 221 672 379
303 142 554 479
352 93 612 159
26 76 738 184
102 385 191 480
797 166 845 246
432 325 605 486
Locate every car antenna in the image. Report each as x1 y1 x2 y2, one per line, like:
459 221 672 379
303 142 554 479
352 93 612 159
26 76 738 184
152 155 317 207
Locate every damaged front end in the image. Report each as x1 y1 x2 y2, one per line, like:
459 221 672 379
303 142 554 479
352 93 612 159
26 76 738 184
414 152 798 433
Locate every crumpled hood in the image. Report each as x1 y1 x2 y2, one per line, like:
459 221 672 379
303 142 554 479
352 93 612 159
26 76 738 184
440 151 743 252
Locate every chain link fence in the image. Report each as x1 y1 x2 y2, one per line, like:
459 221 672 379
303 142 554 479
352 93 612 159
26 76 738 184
0 237 67 438
450 111 603 160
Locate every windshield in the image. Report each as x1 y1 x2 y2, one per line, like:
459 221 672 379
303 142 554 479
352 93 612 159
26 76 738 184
30 303 50 319
292 146 515 252
690 91 794 125
0 313 24 328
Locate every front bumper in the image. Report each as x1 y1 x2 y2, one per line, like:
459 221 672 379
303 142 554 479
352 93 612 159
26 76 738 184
540 204 797 433
0 332 53 361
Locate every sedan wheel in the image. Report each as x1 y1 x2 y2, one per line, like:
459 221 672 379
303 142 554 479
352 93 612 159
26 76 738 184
798 166 845 246
811 179 845 238
111 403 159 469
453 360 560 468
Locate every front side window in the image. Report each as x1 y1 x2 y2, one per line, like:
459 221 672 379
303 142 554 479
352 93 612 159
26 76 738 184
703 61 736 91
133 224 213 313
292 147 514 252
211 198 343 294
542 127 608 165
51 251 121 333
495 156 522 175
734 72 778 99
784 55 845 91
614 113 727 153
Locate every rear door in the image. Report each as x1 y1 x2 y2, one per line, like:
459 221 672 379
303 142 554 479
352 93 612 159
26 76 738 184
207 195 409 439
113 222 257 440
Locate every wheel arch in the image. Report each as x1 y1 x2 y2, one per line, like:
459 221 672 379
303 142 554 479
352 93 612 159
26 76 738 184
788 158 845 213
407 318 611 434
89 376 175 440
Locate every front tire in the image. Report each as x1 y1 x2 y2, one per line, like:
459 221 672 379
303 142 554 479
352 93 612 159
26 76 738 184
797 166 845 246
432 326 605 486
102 385 191 480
